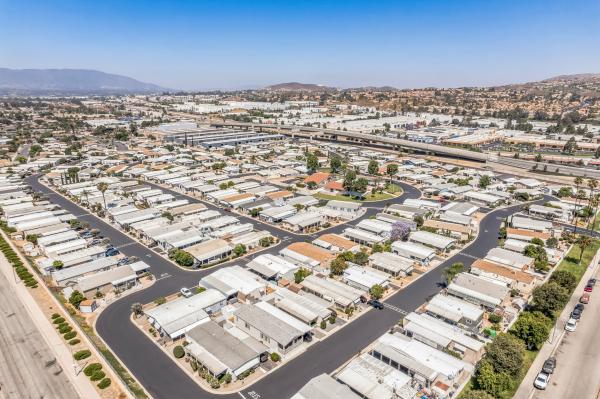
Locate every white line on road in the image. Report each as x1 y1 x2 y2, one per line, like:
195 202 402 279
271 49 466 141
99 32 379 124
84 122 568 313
237 393 247 399
382 303 408 315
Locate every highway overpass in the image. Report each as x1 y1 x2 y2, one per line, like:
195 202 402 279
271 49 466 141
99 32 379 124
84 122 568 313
211 121 600 179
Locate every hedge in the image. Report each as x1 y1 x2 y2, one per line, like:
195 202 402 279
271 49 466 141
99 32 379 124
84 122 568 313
97 378 111 389
91 370 106 381
84 363 103 377
0 235 37 289
73 350 91 360
64 331 77 340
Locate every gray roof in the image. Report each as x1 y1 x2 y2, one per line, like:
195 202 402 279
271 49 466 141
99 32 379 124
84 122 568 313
235 303 303 345
186 321 265 372
291 374 361 399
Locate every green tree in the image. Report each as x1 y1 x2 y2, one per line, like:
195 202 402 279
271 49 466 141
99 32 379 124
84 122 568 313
353 251 369 265
442 262 464 284
369 284 384 299
52 260 64 269
576 235 592 262
386 163 399 182
354 177 369 194
531 282 569 317
461 390 495 399
96 182 109 210
342 170 357 192
549 270 577 292
306 152 319 173
170 250 195 267
69 290 85 308
161 211 174 222
485 333 525 377
233 244 247 257
367 160 379 175
478 175 492 189
511 311 551 350
330 156 342 174
474 360 512 397
330 257 347 275
294 267 311 284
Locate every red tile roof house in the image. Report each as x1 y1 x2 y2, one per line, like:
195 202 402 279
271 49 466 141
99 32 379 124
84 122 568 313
323 180 345 195
304 172 331 187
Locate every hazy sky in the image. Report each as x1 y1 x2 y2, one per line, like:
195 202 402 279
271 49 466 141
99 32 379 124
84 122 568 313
1 0 599 90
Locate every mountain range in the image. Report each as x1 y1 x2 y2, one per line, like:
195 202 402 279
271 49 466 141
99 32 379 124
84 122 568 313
0 68 166 95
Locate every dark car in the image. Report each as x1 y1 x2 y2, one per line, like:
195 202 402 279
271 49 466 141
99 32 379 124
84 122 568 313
575 303 585 312
542 357 556 374
571 307 582 320
588 278 597 286
105 248 120 257
367 299 384 310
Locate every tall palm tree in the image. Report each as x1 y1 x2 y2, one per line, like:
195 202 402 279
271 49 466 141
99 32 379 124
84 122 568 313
96 182 109 210
588 179 598 231
577 234 592 263
572 176 584 233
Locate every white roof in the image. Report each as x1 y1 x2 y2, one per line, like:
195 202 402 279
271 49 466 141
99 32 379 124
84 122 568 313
391 241 436 260
247 254 297 278
255 301 311 334
343 265 388 289
409 230 455 249
404 312 484 352
425 293 483 323
201 265 265 296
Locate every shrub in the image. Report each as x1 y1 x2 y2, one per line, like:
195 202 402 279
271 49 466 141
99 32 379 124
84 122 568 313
53 317 65 324
51 313 61 319
91 370 106 381
59 325 73 334
97 378 111 389
69 339 81 345
320 320 327 329
190 360 198 371
64 331 77 340
84 363 103 376
488 313 503 324
221 373 232 384
270 352 281 362
210 379 220 389
173 345 185 359
73 350 91 360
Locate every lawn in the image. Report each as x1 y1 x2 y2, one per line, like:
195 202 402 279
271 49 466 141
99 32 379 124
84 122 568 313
555 238 600 282
315 192 396 203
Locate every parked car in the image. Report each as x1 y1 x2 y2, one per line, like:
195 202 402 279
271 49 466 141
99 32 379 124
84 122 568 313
105 248 120 257
565 318 578 332
117 258 130 266
367 299 384 310
542 357 556 374
571 307 582 320
575 303 585 312
584 284 594 293
180 287 192 298
580 293 590 304
588 278 597 286
534 372 550 390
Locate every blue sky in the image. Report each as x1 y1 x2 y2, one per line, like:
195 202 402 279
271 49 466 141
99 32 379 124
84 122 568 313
1 0 599 90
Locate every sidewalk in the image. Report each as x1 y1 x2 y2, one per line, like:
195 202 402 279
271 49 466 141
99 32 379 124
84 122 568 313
513 250 600 399
0 254 101 399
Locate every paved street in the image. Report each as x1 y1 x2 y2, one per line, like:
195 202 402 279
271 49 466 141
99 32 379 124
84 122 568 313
0 258 79 399
514 253 600 399
26 175 548 399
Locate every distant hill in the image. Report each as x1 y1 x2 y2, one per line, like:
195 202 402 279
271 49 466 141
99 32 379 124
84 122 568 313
0 68 167 95
264 82 336 92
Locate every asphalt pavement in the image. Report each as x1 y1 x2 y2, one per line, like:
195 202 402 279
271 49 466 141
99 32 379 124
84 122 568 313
25 175 548 399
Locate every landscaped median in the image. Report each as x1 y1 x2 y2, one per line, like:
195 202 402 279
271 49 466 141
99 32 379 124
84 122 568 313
459 237 600 399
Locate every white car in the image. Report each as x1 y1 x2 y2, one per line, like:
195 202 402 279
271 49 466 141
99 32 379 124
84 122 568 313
534 372 550 390
565 318 577 332
180 287 192 298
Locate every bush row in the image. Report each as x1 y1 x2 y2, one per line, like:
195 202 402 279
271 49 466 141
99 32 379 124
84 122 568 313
0 236 37 288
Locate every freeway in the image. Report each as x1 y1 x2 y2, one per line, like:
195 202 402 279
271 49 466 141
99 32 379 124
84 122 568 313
26 174 547 399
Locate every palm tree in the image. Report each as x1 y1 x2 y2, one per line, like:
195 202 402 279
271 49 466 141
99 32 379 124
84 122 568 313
588 179 598 230
81 189 90 207
96 182 109 210
572 176 584 233
577 234 592 263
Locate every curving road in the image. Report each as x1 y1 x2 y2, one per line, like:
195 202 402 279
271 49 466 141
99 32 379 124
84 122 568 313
26 174 546 399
